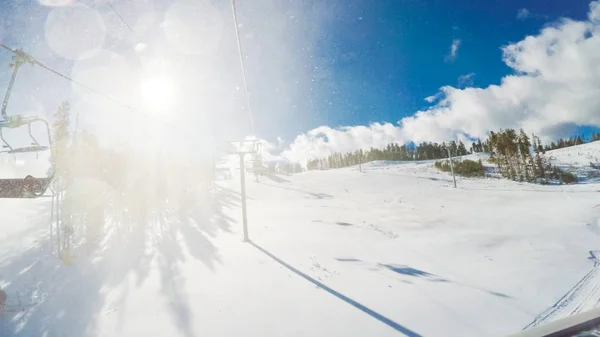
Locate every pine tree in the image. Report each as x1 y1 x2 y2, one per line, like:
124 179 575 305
449 141 458 157
517 129 532 181
51 101 71 181
457 141 467 156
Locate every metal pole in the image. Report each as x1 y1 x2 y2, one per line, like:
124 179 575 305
212 155 216 184
359 152 362 173
239 153 249 242
74 111 80 137
56 185 61 255
50 188 54 255
447 147 457 188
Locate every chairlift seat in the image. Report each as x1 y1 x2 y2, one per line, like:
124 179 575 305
0 175 53 198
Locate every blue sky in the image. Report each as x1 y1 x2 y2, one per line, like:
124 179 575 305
278 0 600 160
0 0 598 160
282 0 591 136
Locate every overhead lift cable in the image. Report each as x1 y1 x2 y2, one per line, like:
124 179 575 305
230 0 256 135
103 0 141 43
0 44 196 137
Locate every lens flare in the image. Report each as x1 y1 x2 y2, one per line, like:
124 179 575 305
139 76 177 113
163 0 223 55
45 4 106 60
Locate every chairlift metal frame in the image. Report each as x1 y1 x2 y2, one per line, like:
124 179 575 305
0 49 54 198
225 139 261 155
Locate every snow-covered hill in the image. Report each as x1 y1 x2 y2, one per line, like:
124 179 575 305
543 140 600 183
376 140 600 184
0 151 599 337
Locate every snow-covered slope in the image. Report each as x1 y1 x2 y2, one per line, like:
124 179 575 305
0 157 599 337
383 140 600 184
544 140 600 182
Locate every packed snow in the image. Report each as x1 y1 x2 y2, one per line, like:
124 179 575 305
1 142 600 337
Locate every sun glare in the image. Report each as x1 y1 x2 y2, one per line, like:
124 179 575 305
139 77 177 113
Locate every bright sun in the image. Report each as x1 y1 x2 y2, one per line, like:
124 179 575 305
139 76 176 112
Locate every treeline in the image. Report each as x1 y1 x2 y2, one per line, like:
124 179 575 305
487 129 578 183
471 133 600 154
305 126 593 184
307 140 470 170
541 133 600 151
268 161 303 174
252 155 303 175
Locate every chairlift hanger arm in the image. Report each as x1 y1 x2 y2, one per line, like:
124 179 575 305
28 123 41 147
1 49 35 120
0 128 12 152
27 117 52 151
0 116 52 166
0 116 52 148
0 115 48 129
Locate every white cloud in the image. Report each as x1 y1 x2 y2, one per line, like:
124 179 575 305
281 123 403 163
278 1 600 163
591 1 600 22
516 8 549 21
517 8 530 20
424 95 439 103
457 72 475 87
445 39 461 62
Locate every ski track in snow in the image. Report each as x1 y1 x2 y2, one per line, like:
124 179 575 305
525 251 600 329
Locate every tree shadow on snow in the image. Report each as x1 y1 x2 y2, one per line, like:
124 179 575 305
380 264 435 278
381 263 511 299
365 170 454 183
335 222 354 227
335 259 511 300
264 174 290 184
0 200 54 261
0 170 238 337
260 183 333 199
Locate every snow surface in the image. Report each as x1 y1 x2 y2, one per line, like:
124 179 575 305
1 143 600 337
544 140 600 183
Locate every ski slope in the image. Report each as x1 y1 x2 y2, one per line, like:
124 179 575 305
544 141 600 183
524 251 600 330
1 144 600 337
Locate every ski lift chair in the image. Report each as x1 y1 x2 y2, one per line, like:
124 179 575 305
0 49 54 198
0 116 54 198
